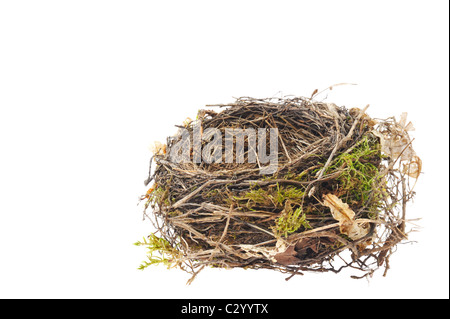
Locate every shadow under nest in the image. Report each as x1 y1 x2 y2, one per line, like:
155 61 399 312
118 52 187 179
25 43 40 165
137 96 421 284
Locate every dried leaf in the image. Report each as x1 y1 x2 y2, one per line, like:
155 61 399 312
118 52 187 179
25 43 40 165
322 194 369 240
383 135 416 162
150 141 166 155
402 155 422 179
373 113 421 179
295 238 318 254
404 121 415 132
273 245 300 266
399 112 408 128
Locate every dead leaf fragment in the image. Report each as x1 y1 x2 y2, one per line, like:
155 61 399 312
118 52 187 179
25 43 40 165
150 141 166 155
372 112 421 179
402 155 422 179
273 245 300 266
322 194 369 240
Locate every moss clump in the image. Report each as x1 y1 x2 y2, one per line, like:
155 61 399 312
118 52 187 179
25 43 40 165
274 202 311 237
234 183 305 209
134 234 180 270
323 133 383 216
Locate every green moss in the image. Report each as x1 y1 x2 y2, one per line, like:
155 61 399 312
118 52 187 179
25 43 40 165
274 202 311 237
147 186 171 206
235 188 268 204
294 170 309 181
134 234 180 270
168 210 182 217
234 183 305 208
325 134 382 206
274 184 305 206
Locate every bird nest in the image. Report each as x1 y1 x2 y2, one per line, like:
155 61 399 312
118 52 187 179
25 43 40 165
136 96 421 284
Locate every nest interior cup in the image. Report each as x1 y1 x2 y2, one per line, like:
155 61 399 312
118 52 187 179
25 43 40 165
137 96 421 283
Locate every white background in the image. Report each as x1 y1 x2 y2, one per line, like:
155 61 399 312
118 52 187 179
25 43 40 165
0 1 448 299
